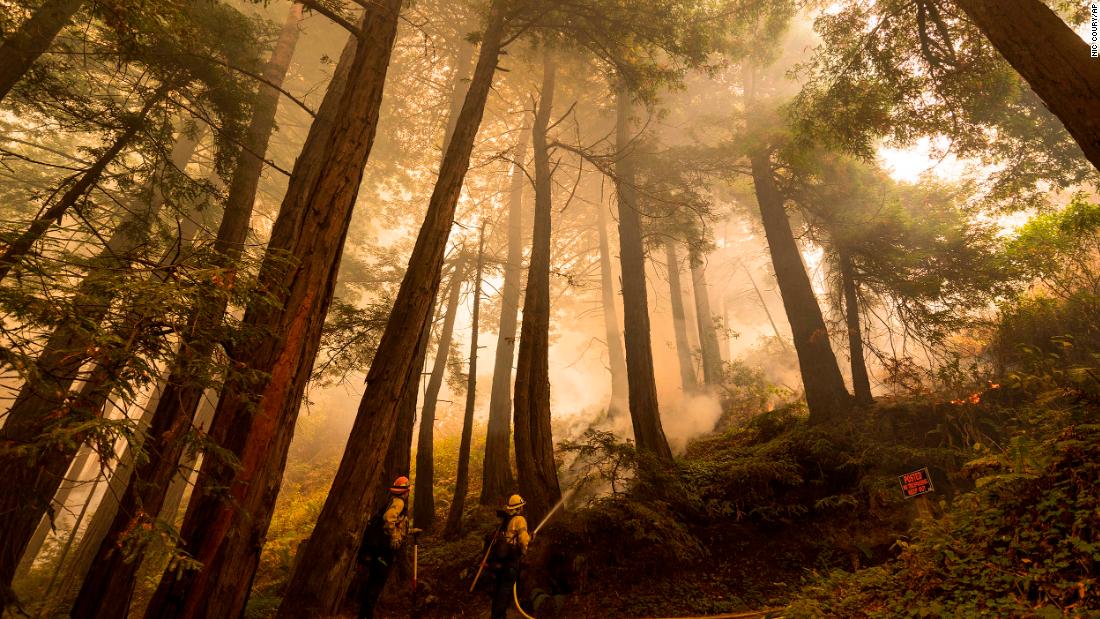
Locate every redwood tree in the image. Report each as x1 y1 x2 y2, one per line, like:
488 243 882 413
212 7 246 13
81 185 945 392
0 126 200 609
143 2 402 616
514 52 564 523
748 146 851 423
952 0 1100 174
445 224 485 538
690 248 725 387
480 129 527 505
69 6 306 617
613 83 673 461
664 240 698 393
274 2 509 614
597 198 629 418
412 254 467 530
839 251 874 405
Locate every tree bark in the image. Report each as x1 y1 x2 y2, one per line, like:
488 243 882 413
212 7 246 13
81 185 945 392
839 252 873 405
152 390 218 531
389 318 432 493
479 130 526 506
444 224 485 538
953 0 1100 174
748 149 851 423
412 254 467 531
274 3 507 615
514 53 563 524
0 85 169 284
69 8 306 618
690 249 725 387
409 17 481 521
614 83 673 461
144 3 400 617
0 0 83 101
127 390 217 619
597 199 629 419
0 127 199 611
664 241 698 393
342 308 431 615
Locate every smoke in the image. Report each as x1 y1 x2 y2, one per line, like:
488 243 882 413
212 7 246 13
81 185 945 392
660 391 724 454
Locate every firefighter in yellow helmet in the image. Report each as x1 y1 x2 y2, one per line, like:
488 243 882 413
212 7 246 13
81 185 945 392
357 476 416 619
489 494 530 619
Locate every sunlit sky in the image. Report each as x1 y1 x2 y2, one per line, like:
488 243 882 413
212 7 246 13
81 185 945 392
877 136 966 183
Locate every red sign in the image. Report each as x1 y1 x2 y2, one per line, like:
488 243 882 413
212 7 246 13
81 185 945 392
899 468 934 498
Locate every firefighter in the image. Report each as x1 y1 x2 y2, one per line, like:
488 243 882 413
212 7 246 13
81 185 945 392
490 494 530 619
357 476 414 619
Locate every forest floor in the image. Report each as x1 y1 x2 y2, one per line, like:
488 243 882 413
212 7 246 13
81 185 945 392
359 401 950 618
357 382 1100 618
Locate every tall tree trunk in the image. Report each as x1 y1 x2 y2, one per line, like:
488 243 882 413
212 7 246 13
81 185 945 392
613 83 673 461
412 255 467 530
839 252 873 405
597 199 629 418
153 389 218 530
690 249 724 387
953 0 1100 174
444 224 485 538
69 8 305 616
127 390 217 619
274 3 507 615
390 318 432 496
409 17 481 517
144 3 401 617
514 53 563 524
0 0 83 102
479 130 527 506
69 10 305 619
748 149 851 423
664 241 698 393
0 128 199 610
0 85 169 284
343 308 432 615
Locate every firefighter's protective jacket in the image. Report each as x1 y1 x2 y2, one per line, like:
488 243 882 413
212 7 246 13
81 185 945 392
502 514 530 555
383 496 409 548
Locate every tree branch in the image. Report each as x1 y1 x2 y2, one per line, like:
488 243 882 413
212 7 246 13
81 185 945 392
298 0 362 38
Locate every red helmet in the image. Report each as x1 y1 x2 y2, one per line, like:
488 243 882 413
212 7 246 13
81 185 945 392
390 476 411 495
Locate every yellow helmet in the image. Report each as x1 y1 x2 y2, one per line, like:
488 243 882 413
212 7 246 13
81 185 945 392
505 494 526 513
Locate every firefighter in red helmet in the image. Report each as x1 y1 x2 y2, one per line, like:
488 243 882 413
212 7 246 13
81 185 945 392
356 476 415 618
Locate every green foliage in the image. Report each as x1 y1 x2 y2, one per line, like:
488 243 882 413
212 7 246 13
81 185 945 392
715 359 790 430
787 423 1100 617
520 0 728 100
313 298 392 385
790 153 1012 345
793 0 1098 210
1005 194 1100 296
556 430 706 573
995 199 1100 379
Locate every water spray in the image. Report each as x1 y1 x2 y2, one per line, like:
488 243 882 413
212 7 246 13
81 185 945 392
532 485 577 539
